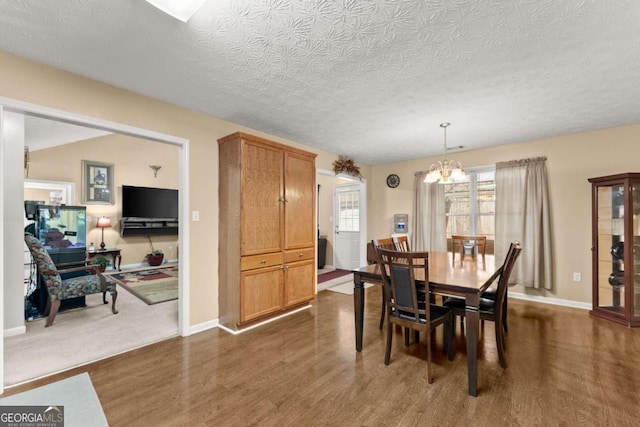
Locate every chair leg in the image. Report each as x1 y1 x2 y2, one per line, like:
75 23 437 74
384 319 393 365
502 297 509 333
379 288 386 330
426 330 434 384
404 328 411 347
451 314 457 336
414 330 420 343
44 298 51 316
45 299 61 327
495 321 507 369
110 290 119 314
445 316 454 361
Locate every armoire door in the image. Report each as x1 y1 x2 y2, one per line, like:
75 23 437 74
284 151 316 250
241 141 284 256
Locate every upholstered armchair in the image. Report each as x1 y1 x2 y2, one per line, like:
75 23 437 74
24 232 118 327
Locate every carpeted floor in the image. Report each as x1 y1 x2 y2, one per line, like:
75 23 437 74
0 372 108 427
4 283 178 386
106 265 178 304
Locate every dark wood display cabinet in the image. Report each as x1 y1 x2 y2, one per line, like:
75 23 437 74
589 173 640 327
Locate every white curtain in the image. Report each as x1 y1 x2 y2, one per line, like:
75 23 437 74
412 172 447 252
495 157 553 289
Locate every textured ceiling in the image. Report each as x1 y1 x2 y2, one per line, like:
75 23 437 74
2 0 640 164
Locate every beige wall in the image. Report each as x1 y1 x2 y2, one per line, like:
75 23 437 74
26 134 179 264
0 50 357 328
368 124 640 303
5 47 639 320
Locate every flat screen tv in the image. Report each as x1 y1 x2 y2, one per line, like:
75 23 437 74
122 185 178 219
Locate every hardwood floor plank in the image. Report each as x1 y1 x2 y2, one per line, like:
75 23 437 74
4 286 640 426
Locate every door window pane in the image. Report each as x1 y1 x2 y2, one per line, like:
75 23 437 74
338 190 359 232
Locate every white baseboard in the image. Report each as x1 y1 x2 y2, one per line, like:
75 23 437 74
189 318 219 335
117 259 178 271
217 305 312 335
4 325 26 337
509 292 591 310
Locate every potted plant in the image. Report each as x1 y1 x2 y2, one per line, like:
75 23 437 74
145 236 165 266
91 256 110 272
146 249 164 266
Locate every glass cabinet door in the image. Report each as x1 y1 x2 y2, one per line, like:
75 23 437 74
633 183 640 319
596 185 625 314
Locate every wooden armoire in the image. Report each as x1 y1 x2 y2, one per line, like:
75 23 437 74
218 132 317 330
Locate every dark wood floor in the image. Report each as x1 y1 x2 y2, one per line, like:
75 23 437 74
5 286 640 426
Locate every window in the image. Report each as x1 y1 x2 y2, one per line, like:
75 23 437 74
444 167 495 243
337 189 360 232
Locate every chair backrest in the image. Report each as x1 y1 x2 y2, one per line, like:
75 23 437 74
373 247 431 325
394 235 410 251
24 232 62 290
366 242 377 264
372 237 395 251
492 241 522 317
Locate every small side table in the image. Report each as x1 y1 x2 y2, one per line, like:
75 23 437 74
87 248 122 271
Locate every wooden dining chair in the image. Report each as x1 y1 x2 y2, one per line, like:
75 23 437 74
443 241 521 368
372 238 397 330
451 235 487 266
374 247 454 383
394 235 410 251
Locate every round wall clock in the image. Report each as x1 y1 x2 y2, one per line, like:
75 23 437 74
386 174 400 188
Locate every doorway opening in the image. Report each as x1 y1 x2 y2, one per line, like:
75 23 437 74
1 98 190 391
316 168 366 283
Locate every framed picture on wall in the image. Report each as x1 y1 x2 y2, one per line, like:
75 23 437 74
81 160 114 204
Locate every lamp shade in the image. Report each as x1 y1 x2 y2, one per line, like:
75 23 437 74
96 217 111 228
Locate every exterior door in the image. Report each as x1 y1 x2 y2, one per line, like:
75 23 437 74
334 184 361 270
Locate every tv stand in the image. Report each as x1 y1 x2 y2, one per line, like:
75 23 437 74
120 217 178 236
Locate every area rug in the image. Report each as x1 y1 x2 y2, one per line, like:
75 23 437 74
326 281 373 295
0 372 108 427
107 265 178 305
318 268 352 284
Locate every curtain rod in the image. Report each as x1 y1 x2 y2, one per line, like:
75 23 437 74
496 156 547 168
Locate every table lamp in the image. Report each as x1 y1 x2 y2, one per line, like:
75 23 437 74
96 216 111 250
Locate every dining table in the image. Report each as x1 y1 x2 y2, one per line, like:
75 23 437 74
352 251 496 396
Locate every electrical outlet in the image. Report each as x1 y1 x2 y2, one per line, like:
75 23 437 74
573 272 582 282
192 211 200 221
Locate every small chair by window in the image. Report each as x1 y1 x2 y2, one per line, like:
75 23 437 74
374 247 454 383
451 235 486 266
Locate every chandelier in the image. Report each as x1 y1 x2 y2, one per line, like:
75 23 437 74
424 122 466 184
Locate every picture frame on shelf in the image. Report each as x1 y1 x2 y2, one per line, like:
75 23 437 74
81 160 114 204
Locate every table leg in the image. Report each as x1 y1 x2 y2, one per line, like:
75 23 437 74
465 294 480 396
116 254 122 271
354 272 365 352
